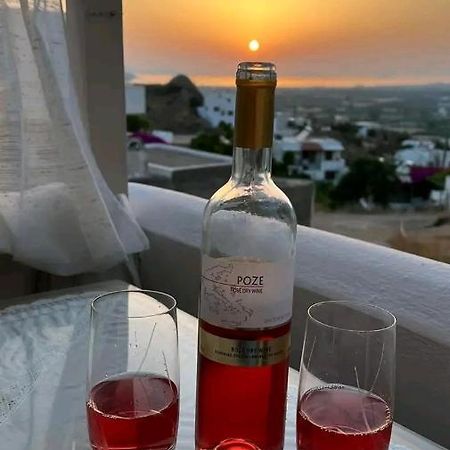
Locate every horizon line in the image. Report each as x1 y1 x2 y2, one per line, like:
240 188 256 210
129 73 450 89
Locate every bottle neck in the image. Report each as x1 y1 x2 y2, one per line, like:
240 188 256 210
232 66 275 184
231 147 272 183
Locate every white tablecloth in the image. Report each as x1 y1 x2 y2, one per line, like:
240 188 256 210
0 283 444 450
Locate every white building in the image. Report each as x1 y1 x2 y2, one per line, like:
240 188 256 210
395 139 450 168
273 112 311 160
437 96 450 119
395 148 437 167
395 144 450 184
297 138 347 181
125 84 146 115
437 106 448 119
197 89 235 127
274 136 347 182
400 138 435 150
355 121 382 139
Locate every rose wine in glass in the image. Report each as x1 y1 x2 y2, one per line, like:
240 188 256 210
195 62 297 450
296 301 396 450
87 290 180 450
87 374 179 450
297 385 392 450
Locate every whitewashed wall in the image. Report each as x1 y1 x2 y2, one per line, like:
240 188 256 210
198 88 235 127
125 85 146 115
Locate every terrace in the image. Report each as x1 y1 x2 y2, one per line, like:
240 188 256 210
0 1 449 449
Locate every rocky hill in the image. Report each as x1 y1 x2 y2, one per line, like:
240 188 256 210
145 75 210 134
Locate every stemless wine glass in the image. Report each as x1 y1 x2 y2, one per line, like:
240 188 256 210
86 290 180 450
296 301 396 450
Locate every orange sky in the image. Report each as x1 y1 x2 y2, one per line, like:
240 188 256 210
123 0 450 87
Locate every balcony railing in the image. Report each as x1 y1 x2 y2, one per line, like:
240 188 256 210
129 182 450 449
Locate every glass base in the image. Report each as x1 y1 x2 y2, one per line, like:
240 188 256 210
214 438 261 450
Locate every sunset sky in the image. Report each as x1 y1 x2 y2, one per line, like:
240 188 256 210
123 0 450 87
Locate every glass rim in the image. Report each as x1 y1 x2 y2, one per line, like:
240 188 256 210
91 289 177 319
307 300 396 333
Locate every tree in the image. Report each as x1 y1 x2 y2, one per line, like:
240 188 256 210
331 158 399 207
218 121 233 141
272 159 288 177
283 151 295 167
331 123 358 135
190 122 233 155
429 170 450 190
127 114 150 133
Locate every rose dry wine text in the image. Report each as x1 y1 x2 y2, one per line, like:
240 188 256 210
195 62 297 450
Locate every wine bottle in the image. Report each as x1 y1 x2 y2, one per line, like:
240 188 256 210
195 62 297 450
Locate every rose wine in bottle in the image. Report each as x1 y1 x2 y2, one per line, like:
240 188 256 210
195 62 297 450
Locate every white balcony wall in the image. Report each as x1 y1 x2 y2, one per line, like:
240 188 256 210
129 182 450 448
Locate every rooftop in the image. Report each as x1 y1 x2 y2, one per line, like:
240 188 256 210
128 144 231 176
303 137 345 152
146 146 229 168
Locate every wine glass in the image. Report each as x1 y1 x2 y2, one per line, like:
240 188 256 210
296 301 396 450
86 290 179 450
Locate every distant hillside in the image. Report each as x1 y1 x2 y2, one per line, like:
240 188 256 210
145 75 210 134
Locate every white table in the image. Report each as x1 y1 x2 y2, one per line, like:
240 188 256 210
0 281 445 450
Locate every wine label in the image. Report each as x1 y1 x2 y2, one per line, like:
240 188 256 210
199 327 290 367
200 256 294 329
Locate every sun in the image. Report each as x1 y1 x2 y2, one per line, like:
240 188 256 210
248 39 260 52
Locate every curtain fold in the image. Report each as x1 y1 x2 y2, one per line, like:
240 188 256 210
0 0 149 276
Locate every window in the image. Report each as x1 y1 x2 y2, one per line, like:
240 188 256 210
302 151 317 162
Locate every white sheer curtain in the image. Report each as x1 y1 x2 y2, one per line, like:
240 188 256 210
0 0 149 275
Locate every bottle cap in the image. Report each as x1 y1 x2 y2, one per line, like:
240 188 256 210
236 62 277 87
